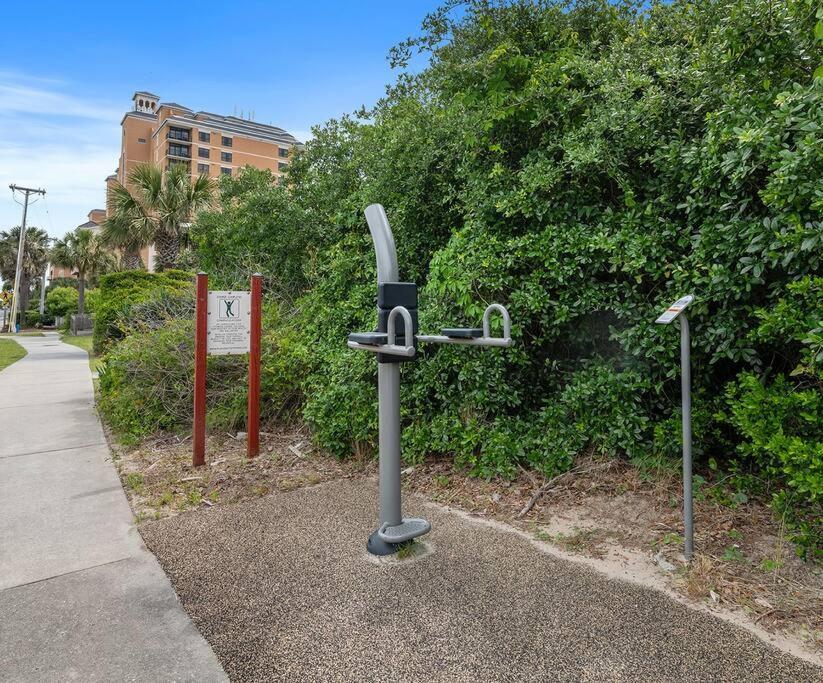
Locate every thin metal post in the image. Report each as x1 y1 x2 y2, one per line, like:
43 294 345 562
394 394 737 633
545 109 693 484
247 274 262 459
39 265 48 316
377 363 402 528
193 272 208 467
680 315 693 561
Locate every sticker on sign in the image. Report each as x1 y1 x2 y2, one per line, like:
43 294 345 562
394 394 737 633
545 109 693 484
207 290 251 354
655 295 694 325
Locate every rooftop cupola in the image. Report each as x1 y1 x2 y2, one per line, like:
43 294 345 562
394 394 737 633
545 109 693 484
132 91 159 114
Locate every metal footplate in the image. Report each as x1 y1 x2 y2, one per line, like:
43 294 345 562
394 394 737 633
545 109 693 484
377 517 431 544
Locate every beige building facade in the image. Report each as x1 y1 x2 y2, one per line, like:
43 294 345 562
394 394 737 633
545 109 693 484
50 209 106 280
103 91 302 270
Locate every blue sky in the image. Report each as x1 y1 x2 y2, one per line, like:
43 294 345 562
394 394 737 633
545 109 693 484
0 1 445 238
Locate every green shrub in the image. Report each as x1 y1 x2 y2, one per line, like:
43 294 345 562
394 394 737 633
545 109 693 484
45 286 78 317
84 288 100 315
92 270 192 353
98 317 248 441
112 0 821 556
724 373 822 559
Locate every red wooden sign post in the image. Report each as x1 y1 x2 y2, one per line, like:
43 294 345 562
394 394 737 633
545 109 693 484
247 273 262 459
192 272 262 466
193 272 208 467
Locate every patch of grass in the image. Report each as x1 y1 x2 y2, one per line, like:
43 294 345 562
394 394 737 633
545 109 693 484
124 472 144 491
185 488 203 507
153 491 174 507
61 333 101 372
434 474 452 488
553 528 610 558
0 331 44 337
0 338 26 371
760 557 782 572
395 540 417 559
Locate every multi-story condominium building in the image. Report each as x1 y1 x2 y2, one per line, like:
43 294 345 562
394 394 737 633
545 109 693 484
50 209 106 280
101 91 302 270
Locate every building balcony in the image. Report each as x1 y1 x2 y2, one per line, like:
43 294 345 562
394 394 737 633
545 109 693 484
167 144 192 159
167 127 192 142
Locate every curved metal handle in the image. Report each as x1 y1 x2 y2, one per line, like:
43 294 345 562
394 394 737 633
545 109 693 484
482 303 511 340
387 305 413 348
364 204 399 284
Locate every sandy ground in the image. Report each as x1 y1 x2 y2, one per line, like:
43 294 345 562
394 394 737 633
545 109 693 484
139 478 822 682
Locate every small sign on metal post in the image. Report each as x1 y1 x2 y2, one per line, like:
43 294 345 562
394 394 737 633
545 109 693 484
207 290 251 355
655 294 695 561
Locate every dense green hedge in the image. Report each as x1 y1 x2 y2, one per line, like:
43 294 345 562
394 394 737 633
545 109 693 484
102 0 821 557
92 270 193 353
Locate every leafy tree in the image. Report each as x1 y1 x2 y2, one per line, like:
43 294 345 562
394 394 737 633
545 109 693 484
45 286 79 317
102 163 214 270
0 225 50 314
113 0 823 553
50 228 115 315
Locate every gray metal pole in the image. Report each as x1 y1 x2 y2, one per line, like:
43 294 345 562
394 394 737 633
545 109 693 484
680 315 693 561
39 265 48 316
378 363 402 528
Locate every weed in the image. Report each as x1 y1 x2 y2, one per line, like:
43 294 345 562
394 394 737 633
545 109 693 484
760 557 782 572
125 472 144 491
434 474 451 488
186 488 203 507
662 532 684 546
396 540 416 559
721 545 745 563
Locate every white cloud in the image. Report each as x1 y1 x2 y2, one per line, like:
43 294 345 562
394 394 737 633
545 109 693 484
0 72 120 237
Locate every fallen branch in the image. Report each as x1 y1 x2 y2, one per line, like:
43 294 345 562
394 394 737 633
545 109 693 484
517 462 612 519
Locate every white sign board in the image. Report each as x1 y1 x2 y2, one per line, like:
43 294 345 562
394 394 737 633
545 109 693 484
655 295 694 325
207 290 251 355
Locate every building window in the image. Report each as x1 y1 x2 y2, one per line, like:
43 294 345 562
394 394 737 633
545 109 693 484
278 161 289 171
168 143 191 158
199 131 210 143
221 136 232 147
278 147 289 157
198 147 210 159
138 137 147 144
197 163 210 175
220 167 232 176
167 126 191 142
167 159 191 170
220 151 232 162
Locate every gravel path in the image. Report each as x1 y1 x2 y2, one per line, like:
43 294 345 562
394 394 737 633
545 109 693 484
141 478 822 682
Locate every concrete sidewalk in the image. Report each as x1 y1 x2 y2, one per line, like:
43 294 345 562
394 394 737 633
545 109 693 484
0 334 226 682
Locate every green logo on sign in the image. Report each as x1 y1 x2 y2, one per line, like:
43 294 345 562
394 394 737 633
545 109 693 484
224 300 235 317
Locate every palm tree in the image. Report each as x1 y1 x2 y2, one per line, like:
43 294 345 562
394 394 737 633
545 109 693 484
50 229 115 315
0 225 50 314
101 163 213 270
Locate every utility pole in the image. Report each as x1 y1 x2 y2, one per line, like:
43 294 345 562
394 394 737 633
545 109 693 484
8 185 46 333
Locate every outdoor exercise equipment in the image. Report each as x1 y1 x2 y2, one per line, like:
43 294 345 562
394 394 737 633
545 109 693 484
655 295 695 561
348 204 513 556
